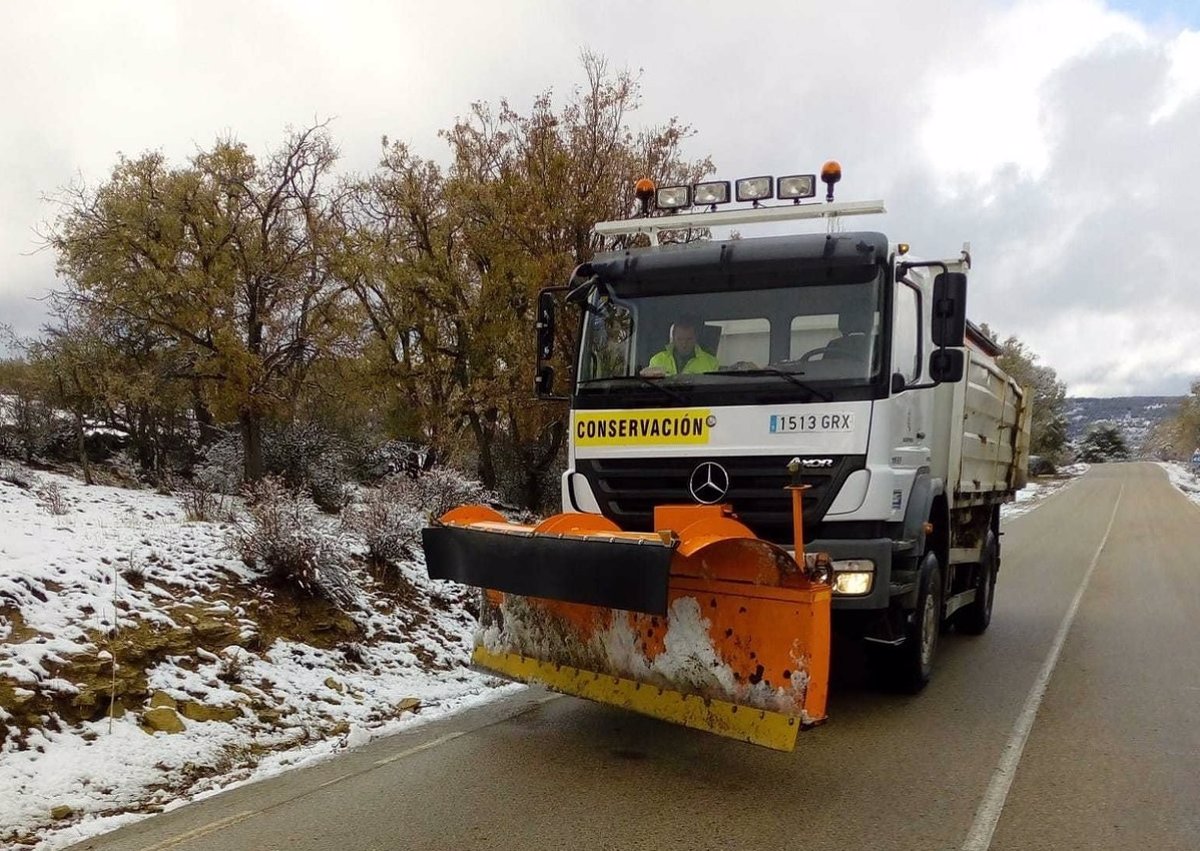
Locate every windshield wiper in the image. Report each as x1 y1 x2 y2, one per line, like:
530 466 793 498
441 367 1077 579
711 367 832 402
576 376 688 404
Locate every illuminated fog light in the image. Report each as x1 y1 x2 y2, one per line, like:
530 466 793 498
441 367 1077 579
831 559 875 595
833 572 873 595
777 174 816 200
655 185 691 209
735 176 774 202
692 181 730 205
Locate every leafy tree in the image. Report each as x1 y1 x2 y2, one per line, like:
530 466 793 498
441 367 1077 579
345 52 712 507
979 325 1068 461
1147 379 1200 460
1077 423 1129 463
48 125 353 482
31 303 195 480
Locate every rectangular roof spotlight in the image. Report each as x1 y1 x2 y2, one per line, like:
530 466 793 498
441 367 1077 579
735 176 774 202
777 174 817 200
655 185 692 210
692 181 731 206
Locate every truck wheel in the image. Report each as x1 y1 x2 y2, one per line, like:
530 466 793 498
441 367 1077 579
958 531 998 635
895 552 943 693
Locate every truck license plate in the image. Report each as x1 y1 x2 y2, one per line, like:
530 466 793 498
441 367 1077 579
769 413 855 433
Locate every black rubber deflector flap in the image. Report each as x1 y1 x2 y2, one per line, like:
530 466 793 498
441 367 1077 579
422 525 672 615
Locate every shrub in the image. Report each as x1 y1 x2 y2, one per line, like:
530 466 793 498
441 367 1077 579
194 431 243 495
228 477 358 609
1027 455 1057 477
0 390 53 463
35 481 69 516
389 467 494 520
351 440 430 482
216 648 248 685
1077 424 1130 463
342 477 423 567
310 464 352 513
198 423 353 512
179 480 227 522
120 552 146 586
0 461 34 490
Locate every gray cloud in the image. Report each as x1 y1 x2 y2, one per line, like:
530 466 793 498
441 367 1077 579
1 0 1197 395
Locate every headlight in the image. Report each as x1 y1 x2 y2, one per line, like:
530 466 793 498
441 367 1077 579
655 185 691 210
692 181 730 206
777 174 816 200
735 176 774 202
831 559 874 595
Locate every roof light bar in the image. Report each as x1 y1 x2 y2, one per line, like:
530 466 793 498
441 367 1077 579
594 199 887 240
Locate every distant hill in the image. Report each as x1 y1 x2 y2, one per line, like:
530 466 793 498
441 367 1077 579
1064 396 1183 451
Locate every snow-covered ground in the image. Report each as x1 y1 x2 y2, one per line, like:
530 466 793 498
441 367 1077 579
0 463 512 850
1157 461 1200 506
999 464 1089 521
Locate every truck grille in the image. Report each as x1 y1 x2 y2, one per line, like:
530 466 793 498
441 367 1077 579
574 455 865 545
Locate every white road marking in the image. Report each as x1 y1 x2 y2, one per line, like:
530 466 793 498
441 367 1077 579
961 482 1124 851
134 811 256 851
534 693 561 705
317 773 354 788
373 731 464 766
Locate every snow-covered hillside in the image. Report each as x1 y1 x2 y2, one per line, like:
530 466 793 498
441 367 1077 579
1064 396 1182 450
0 463 512 850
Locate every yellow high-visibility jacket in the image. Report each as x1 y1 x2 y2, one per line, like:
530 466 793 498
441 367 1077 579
647 345 719 375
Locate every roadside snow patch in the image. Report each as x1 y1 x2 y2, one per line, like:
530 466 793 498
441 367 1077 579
1157 462 1200 507
0 463 507 850
1000 465 1089 521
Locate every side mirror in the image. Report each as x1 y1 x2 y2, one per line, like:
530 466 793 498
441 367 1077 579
535 364 556 396
932 272 967 347
929 349 965 383
534 286 571 401
536 290 556 360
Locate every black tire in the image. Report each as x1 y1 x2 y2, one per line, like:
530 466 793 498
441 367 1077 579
958 531 998 635
895 552 943 693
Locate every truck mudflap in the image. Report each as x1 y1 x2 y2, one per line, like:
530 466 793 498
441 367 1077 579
423 504 833 752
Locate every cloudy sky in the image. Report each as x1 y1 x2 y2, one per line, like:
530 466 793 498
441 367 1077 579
2 0 1198 396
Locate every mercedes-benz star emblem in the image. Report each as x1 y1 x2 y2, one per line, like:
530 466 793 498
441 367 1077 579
689 461 730 505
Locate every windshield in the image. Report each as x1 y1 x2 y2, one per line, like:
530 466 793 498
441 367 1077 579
577 272 884 397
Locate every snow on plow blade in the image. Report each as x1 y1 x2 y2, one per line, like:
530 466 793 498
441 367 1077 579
422 504 832 752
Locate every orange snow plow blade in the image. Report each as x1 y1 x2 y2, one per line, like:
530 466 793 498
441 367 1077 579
422 504 832 751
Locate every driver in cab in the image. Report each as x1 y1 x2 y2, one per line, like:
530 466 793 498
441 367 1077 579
641 317 719 377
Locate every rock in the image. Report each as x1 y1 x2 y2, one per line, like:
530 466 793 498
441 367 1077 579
323 677 343 693
179 701 240 723
5 688 37 711
142 707 185 733
149 691 176 709
190 619 239 645
50 804 74 820
396 697 421 714
328 720 350 737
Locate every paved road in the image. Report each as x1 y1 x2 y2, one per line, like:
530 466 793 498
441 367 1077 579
69 463 1200 851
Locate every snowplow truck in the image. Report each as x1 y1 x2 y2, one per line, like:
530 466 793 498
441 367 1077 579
423 165 1031 752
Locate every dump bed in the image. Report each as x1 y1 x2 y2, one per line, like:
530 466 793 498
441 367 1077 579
944 331 1031 504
